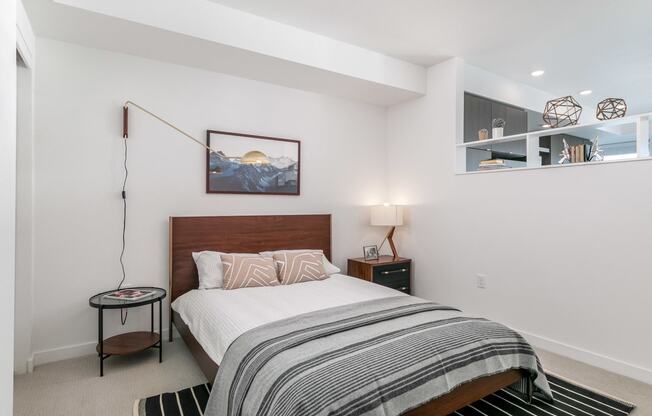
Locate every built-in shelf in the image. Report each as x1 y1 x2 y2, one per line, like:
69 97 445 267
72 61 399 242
457 133 527 148
457 155 652 175
458 113 651 148
456 112 652 174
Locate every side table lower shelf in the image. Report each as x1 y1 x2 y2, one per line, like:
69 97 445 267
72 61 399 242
97 331 160 356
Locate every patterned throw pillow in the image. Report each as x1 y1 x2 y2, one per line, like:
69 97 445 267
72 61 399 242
273 251 327 285
259 249 341 275
220 254 279 290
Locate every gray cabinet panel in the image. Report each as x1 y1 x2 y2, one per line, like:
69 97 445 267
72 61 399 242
465 93 528 141
491 101 526 137
504 106 527 136
527 110 544 132
464 94 492 142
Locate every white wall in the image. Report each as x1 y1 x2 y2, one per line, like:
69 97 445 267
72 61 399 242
29 38 388 365
14 0 35 376
15 0 34 69
388 58 652 384
14 54 34 374
0 0 17 412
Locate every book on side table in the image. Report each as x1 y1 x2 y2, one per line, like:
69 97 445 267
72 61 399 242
103 288 156 301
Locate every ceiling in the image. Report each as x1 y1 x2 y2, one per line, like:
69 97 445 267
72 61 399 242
208 0 652 114
23 0 427 106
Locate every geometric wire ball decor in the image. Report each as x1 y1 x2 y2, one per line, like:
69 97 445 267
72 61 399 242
543 95 583 128
596 98 627 120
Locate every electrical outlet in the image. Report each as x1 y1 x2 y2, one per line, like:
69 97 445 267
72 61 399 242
475 274 487 289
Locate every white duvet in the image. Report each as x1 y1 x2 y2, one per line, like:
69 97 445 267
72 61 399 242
171 274 407 365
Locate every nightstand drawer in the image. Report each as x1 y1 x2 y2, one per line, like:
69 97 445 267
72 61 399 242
373 263 410 293
347 256 412 295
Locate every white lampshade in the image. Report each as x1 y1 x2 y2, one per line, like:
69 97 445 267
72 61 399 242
370 204 404 226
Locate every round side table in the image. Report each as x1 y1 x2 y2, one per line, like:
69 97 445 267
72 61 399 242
89 287 166 376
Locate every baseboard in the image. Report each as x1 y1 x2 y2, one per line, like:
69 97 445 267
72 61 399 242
516 328 652 385
31 327 180 368
13 357 34 375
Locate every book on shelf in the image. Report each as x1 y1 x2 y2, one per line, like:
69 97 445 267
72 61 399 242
569 144 589 163
479 158 505 166
478 158 508 170
103 288 155 301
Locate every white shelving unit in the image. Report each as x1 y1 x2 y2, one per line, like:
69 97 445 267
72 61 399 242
456 113 652 174
457 133 527 148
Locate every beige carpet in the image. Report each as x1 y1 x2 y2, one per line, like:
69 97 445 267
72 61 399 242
536 349 650 415
14 341 650 416
14 340 206 416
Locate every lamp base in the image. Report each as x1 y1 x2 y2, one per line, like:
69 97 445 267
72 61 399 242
386 226 399 260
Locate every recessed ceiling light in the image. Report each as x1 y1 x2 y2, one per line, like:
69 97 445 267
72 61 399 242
579 90 592 96
531 70 545 77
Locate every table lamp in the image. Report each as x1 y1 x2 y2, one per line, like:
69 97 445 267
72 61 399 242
371 204 404 260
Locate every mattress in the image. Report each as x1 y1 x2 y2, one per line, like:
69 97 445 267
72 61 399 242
171 274 415 365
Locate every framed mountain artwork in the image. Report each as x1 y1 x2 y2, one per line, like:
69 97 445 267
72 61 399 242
206 130 300 195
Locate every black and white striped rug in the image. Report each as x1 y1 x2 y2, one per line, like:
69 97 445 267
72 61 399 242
134 373 635 416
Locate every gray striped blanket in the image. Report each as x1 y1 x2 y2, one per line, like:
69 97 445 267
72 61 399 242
205 296 552 416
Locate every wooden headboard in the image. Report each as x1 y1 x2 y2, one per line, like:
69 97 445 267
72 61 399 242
168 214 332 304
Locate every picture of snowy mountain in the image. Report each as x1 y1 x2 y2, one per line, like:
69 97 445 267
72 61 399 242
206 131 300 195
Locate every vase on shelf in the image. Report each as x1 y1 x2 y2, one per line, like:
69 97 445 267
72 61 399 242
492 127 503 138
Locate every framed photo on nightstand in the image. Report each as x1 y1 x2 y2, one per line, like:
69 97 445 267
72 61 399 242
363 245 379 261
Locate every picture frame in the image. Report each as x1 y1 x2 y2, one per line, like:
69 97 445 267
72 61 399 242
363 245 379 261
206 130 300 195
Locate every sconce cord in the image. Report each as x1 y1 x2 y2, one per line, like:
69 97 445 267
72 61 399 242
117 101 216 325
118 137 128 325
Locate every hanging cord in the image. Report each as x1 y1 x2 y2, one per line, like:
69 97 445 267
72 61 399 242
118 101 217 326
118 137 129 325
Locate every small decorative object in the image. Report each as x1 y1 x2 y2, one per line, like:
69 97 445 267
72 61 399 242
363 245 379 261
492 118 505 138
370 204 404 260
596 98 627 120
207 131 300 195
543 96 582 127
558 136 603 164
587 136 604 162
558 138 571 164
478 128 489 141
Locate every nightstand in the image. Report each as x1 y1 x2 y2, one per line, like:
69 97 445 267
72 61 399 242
347 256 411 294
88 287 166 376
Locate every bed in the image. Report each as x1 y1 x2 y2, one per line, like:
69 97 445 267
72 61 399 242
168 214 550 416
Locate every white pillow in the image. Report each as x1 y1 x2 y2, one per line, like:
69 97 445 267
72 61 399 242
259 249 341 275
192 251 224 289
